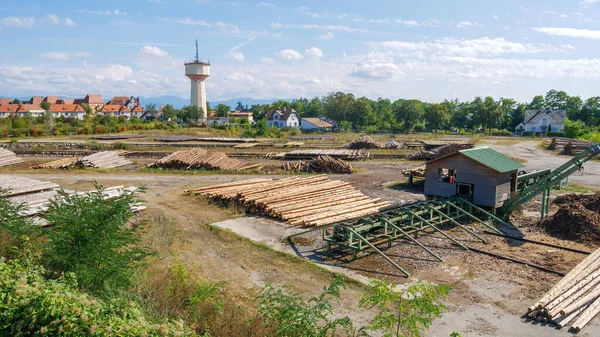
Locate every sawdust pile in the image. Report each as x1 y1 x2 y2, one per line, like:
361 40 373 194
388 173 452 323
535 193 600 246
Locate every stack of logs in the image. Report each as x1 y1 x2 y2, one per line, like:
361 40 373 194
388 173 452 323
0 148 24 167
33 157 78 169
347 136 382 149
550 137 596 155
188 175 390 227
527 246 600 332
401 165 425 178
279 149 370 160
385 140 401 149
410 143 473 160
74 151 132 169
282 155 353 174
150 148 257 171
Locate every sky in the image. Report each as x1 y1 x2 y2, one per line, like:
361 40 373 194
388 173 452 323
2 0 600 103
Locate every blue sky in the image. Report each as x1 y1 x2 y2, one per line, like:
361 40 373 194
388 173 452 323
2 0 600 103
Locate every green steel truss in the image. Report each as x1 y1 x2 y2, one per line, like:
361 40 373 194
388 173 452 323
287 197 507 277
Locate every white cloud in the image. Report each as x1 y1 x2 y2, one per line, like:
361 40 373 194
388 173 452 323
276 49 303 60
521 6 530 11
305 47 324 58
226 51 245 62
271 22 369 33
260 57 275 64
318 32 334 40
160 17 210 26
581 0 600 4
97 64 134 81
138 46 169 58
0 16 35 27
533 27 600 40
226 72 255 82
493 15 499 20
40 52 71 60
160 17 270 37
457 21 480 28
299 6 325 18
75 9 127 15
259 2 276 7
351 60 399 79
45 14 76 26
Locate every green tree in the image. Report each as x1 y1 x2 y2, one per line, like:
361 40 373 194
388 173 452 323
393 99 424 132
424 103 451 130
323 92 355 131
40 101 51 111
510 103 527 129
304 96 324 118
11 99 20 104
498 97 516 129
349 97 375 130
216 104 231 117
372 98 395 130
144 103 158 119
544 89 569 110
527 95 544 110
360 279 450 337
181 105 204 122
43 185 153 294
566 95 583 121
473 96 503 135
578 96 600 126
0 190 39 258
255 118 269 137
235 101 244 110
564 118 586 139
161 104 177 121
80 103 93 116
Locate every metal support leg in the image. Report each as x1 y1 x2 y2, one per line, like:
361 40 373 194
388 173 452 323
407 211 469 251
443 202 503 234
346 227 411 277
456 198 509 228
382 219 444 262
429 207 487 243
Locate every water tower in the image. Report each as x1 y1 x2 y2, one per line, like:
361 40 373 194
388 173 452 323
184 39 210 122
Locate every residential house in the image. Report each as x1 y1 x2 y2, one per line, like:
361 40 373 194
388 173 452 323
0 104 19 118
57 98 74 104
515 110 566 136
0 98 13 105
74 94 105 112
130 104 144 118
98 104 143 119
265 107 299 128
97 104 121 117
229 111 254 124
207 117 229 127
28 96 44 106
16 104 45 117
43 96 60 104
48 104 87 120
107 96 140 111
301 118 334 131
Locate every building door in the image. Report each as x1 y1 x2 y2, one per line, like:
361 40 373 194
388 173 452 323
456 183 474 200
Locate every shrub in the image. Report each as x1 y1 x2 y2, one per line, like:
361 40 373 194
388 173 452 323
113 142 129 150
490 129 512 136
85 139 103 151
0 190 40 259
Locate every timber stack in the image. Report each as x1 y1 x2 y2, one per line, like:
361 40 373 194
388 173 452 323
550 137 596 155
401 166 425 178
33 157 78 169
385 140 401 149
282 155 353 174
280 149 369 160
410 143 472 160
149 148 247 171
90 134 145 140
74 150 132 169
527 246 600 332
187 175 390 227
0 148 24 167
347 135 382 149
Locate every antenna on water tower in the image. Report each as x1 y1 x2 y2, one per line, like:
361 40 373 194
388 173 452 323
195 39 199 62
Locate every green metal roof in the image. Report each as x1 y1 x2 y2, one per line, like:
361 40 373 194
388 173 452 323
458 147 525 173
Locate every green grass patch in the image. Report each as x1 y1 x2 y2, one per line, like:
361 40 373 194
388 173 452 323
387 178 425 192
552 184 597 194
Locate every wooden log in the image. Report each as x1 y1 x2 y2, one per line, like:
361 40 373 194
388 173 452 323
571 295 600 332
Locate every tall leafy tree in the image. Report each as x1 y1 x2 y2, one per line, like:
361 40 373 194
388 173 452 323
393 99 424 132
510 103 527 129
424 103 451 130
528 95 545 110
323 92 355 130
348 97 375 130
566 95 583 120
544 89 569 110
499 97 516 129
304 96 324 118
215 104 231 117
235 101 244 110
579 96 600 126
473 96 503 134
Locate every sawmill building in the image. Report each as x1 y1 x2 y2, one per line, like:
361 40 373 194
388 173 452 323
424 147 524 208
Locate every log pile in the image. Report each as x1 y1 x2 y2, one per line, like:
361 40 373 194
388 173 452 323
149 148 246 171
155 136 257 143
385 140 401 149
0 175 59 197
282 155 353 174
410 143 473 160
347 136 382 149
0 148 24 167
33 157 78 169
281 149 369 160
401 166 426 178
550 137 596 155
527 246 600 332
74 151 132 169
90 134 145 140
188 176 390 227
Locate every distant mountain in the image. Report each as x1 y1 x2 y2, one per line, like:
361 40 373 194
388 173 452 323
143 96 292 109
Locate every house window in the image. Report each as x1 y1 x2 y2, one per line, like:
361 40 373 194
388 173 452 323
542 118 547 124
437 168 456 183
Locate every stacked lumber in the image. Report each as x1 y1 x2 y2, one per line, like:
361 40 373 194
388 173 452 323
33 157 78 169
385 140 401 149
90 134 145 140
282 149 369 160
233 143 259 149
188 176 390 227
155 136 257 143
410 143 472 160
290 136 336 141
0 175 59 197
550 137 596 155
527 247 600 332
347 136 382 149
401 166 425 178
282 155 353 174
0 148 24 167
149 148 246 171
74 151 132 169
549 137 571 151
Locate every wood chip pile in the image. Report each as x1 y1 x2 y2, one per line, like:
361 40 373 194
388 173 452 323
527 246 600 332
149 148 247 171
410 143 473 160
282 155 353 174
266 149 369 160
188 175 390 227
90 134 145 140
0 148 24 167
155 136 257 143
550 137 596 155
347 136 382 149
74 151 132 169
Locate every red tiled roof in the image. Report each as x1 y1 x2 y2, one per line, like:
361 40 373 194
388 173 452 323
107 96 129 105
131 105 144 112
48 104 85 113
0 105 19 113
44 96 60 104
99 104 122 112
0 98 13 105
17 104 44 112
58 98 75 104
301 118 333 128
29 96 44 105
84 94 104 105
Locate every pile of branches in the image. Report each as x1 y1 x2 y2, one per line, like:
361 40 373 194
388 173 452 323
148 148 250 171
347 136 382 149
535 193 600 246
410 143 473 160
282 155 353 174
